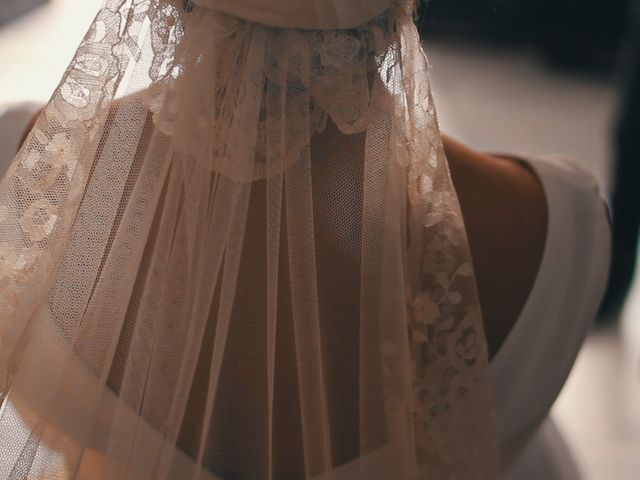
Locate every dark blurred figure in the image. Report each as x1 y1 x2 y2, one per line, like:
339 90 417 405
599 0 640 320
421 0 630 73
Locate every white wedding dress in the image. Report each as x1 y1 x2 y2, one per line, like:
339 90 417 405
494 154 611 478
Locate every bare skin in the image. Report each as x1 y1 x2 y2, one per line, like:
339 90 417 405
18 113 547 360
443 135 548 359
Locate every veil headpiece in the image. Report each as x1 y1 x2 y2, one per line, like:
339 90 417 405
0 0 499 478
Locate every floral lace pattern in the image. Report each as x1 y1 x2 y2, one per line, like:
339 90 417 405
0 1 499 478
0 2 129 361
142 5 392 181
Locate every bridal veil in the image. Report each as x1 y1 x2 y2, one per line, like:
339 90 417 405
0 0 500 478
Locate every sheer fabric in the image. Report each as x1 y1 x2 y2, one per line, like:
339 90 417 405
0 1 499 478
192 0 393 29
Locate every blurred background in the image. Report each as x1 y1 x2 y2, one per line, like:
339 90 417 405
0 0 639 478
419 4 640 478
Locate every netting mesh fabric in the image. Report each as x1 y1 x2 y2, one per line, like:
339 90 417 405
0 1 499 478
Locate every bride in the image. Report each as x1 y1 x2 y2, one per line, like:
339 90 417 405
0 0 610 478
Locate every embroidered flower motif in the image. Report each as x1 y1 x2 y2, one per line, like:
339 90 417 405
46 132 75 169
454 262 474 277
455 330 479 364
46 101 90 129
43 132 78 184
318 32 363 69
442 222 465 247
422 211 442 228
0 244 19 283
445 292 460 305
422 235 457 275
60 75 92 109
20 199 58 242
19 130 79 188
410 292 440 325
423 191 460 218
0 242 40 288
436 316 455 332
13 245 40 284
73 51 111 80
20 149 40 171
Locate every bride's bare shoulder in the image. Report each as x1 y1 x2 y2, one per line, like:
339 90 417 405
443 135 548 359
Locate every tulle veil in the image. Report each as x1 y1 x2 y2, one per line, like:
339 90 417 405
0 0 499 478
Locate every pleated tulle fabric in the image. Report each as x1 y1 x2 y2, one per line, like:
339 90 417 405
0 1 499 478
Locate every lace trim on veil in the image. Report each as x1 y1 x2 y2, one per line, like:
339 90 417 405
0 1 499 478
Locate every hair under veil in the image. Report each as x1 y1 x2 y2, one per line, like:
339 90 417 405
0 0 500 478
